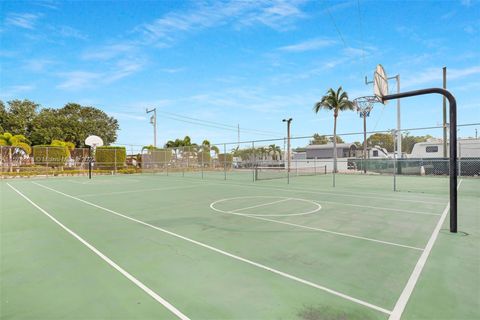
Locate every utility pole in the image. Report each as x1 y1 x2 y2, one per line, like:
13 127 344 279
282 118 292 173
443 67 448 158
237 124 240 149
146 108 157 147
366 73 401 157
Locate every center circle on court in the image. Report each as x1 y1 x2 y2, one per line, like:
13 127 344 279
210 196 322 217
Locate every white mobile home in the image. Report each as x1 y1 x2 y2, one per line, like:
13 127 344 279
409 138 480 158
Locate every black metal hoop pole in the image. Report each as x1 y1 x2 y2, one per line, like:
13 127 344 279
382 88 457 233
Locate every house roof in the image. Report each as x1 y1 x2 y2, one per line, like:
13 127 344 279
305 143 356 150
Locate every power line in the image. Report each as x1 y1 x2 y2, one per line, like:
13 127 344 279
326 4 347 48
96 104 283 136
159 114 278 137
357 0 366 70
158 110 282 136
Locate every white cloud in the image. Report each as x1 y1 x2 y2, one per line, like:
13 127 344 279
137 1 307 46
403 66 480 88
238 0 306 30
160 67 186 74
0 85 35 99
5 13 42 29
105 60 144 83
56 57 146 90
23 59 56 72
57 25 87 40
108 112 147 121
279 38 337 52
82 43 137 60
56 71 102 90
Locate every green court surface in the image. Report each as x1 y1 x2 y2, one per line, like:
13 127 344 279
1 173 479 319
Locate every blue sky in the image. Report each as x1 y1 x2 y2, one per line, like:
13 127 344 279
1 0 479 148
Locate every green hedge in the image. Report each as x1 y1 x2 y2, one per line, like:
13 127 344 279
95 146 126 169
33 145 69 167
1 168 140 178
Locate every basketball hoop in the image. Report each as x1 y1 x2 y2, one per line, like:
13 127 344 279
84 135 103 179
353 96 381 118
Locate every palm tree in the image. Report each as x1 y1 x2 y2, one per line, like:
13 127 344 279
0 132 32 172
268 144 282 161
313 87 354 172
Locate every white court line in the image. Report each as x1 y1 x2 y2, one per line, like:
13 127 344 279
388 179 463 320
76 184 209 198
203 181 440 216
231 198 292 213
176 178 443 205
7 183 189 320
226 212 424 252
210 199 422 251
33 182 392 316
190 180 439 204
320 201 440 217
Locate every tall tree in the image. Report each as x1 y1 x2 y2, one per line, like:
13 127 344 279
56 103 118 146
367 133 394 152
0 101 6 132
1 100 39 138
402 133 434 154
0 101 119 147
313 87 354 172
30 108 64 145
311 134 345 145
268 144 282 160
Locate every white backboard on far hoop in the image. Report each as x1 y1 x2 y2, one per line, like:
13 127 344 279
374 64 389 104
85 135 104 148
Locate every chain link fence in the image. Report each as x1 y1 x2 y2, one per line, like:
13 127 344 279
2 125 479 193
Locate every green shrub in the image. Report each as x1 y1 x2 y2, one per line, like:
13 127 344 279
118 168 137 174
95 146 126 169
33 145 69 167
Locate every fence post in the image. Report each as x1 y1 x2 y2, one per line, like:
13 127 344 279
114 148 117 175
46 147 49 178
224 143 227 180
201 146 204 179
458 143 462 177
332 158 335 187
252 141 255 182
393 153 397 192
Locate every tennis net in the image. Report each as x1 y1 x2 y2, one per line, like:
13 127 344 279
255 165 327 181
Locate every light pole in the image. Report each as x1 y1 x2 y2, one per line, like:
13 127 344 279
283 118 292 173
146 108 157 147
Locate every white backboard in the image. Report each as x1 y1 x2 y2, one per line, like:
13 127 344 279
85 135 104 148
374 64 389 104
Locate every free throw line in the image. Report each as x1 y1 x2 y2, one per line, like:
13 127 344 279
7 183 190 320
388 179 463 320
33 182 392 315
